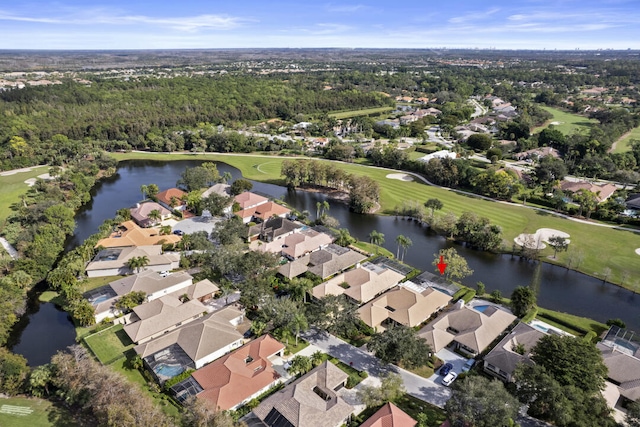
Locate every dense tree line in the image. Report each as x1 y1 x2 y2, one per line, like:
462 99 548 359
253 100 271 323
0 153 115 342
281 159 380 213
0 75 393 169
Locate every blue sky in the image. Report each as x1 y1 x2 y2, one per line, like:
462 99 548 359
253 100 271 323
0 0 638 50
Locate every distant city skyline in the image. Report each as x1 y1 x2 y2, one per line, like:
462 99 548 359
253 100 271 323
1 0 639 50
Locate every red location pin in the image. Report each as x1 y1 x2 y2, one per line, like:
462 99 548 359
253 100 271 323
436 255 447 275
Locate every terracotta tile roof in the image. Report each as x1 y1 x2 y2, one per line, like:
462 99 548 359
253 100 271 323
234 192 268 210
192 334 285 410
95 220 181 248
253 361 354 427
360 402 417 427
236 201 291 221
156 188 186 207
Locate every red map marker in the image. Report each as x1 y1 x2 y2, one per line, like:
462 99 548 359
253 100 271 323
436 255 447 275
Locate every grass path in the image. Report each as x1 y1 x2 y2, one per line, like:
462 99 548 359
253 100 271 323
532 106 598 135
329 106 394 119
112 151 640 289
612 125 640 153
0 165 49 223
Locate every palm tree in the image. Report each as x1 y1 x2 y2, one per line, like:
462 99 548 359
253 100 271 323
159 225 172 235
140 184 148 201
322 200 330 216
290 312 308 346
368 230 385 254
335 228 355 247
221 171 233 184
395 235 412 261
316 201 322 220
289 355 312 376
169 196 180 208
148 209 162 225
127 256 150 273
310 351 324 367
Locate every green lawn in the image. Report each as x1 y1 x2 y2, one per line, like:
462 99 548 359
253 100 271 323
532 106 598 135
0 166 49 223
111 152 640 288
612 125 640 153
352 241 394 259
84 324 135 364
536 307 608 337
108 355 182 419
329 106 394 120
0 396 78 427
78 275 120 293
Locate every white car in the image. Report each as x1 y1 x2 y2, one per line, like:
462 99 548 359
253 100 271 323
442 371 458 387
159 271 171 277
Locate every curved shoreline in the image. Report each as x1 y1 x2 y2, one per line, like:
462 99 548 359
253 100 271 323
110 151 640 293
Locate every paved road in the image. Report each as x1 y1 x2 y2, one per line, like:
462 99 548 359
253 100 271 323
300 328 452 408
0 237 19 259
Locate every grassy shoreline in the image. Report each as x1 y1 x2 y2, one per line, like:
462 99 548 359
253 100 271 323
112 151 640 290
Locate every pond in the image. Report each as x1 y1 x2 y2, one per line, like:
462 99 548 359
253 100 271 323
11 159 639 365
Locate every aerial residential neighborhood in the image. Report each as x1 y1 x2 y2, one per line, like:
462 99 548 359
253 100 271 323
1 2 640 426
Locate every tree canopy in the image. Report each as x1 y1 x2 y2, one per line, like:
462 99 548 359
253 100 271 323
367 325 431 369
445 376 519 427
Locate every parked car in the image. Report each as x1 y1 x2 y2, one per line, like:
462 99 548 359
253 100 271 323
159 271 171 277
462 359 475 372
173 230 184 236
440 362 453 376
442 371 458 387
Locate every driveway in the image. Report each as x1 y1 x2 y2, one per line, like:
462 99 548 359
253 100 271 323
300 329 452 408
431 348 467 383
172 216 223 235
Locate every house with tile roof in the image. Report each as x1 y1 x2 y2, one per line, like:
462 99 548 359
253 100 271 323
85 245 180 278
358 284 452 331
130 202 173 227
88 270 196 322
95 220 181 248
311 262 405 305
236 201 291 224
123 295 209 344
482 322 545 382
559 180 618 203
234 191 268 210
134 305 248 376
418 302 516 356
278 244 366 280
252 361 356 427
156 188 187 211
172 334 285 410
251 228 333 260
597 326 640 417
360 402 417 427
248 217 302 242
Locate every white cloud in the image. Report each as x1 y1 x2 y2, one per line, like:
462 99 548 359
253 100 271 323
325 4 367 13
0 9 249 32
448 7 500 24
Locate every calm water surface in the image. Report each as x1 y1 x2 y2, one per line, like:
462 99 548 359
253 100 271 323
11 159 639 365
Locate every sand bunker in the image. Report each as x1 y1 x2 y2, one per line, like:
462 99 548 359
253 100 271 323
514 228 570 250
24 173 55 187
386 173 414 182
550 121 563 126
635 248 640 256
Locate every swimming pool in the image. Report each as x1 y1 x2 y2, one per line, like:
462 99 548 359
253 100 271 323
473 305 490 313
154 363 184 378
91 295 111 305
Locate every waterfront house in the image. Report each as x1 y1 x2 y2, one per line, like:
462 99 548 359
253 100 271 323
130 202 172 227
94 220 181 249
